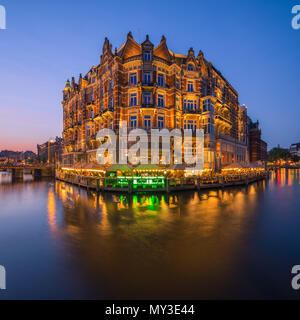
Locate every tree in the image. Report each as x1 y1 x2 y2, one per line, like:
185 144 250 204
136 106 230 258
268 148 292 162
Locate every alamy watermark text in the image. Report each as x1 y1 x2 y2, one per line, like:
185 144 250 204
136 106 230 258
0 5 6 30
0 265 6 290
292 5 300 30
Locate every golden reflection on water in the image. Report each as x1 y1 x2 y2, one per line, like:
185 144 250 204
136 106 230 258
47 179 265 298
47 188 56 231
269 168 300 188
1 169 298 299
44 169 299 298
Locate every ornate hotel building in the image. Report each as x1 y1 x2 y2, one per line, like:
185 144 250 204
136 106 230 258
62 32 249 169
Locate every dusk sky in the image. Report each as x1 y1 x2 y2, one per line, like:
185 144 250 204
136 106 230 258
0 0 299 152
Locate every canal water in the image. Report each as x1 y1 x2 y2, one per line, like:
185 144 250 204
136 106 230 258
0 169 300 299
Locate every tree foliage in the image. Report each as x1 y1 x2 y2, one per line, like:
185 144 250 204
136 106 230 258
268 147 300 162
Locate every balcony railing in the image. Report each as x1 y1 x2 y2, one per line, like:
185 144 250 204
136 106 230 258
183 109 201 114
102 107 114 113
153 56 171 65
142 103 155 108
142 82 155 87
124 55 142 64
215 114 232 125
86 100 95 106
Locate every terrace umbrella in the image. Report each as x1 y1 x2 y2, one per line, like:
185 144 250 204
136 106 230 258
82 162 106 170
223 162 246 169
168 164 186 176
249 162 265 169
169 164 186 170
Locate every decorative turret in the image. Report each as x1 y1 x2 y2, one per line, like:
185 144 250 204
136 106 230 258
197 50 204 59
71 77 76 89
102 37 110 53
188 47 194 57
64 79 71 91
142 34 153 48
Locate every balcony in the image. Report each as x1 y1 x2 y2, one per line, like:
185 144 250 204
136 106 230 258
215 114 232 125
86 100 95 106
216 133 235 143
183 109 201 114
141 103 155 108
153 56 171 66
142 82 155 87
102 107 114 113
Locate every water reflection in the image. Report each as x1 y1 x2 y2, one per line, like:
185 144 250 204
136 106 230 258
1 169 300 299
47 177 270 299
0 171 34 184
47 187 57 232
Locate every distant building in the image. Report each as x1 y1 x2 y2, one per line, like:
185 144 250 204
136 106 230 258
37 137 63 165
0 150 36 164
290 143 300 156
0 157 8 165
248 120 267 163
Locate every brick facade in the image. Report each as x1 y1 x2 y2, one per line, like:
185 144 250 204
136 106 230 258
62 33 249 169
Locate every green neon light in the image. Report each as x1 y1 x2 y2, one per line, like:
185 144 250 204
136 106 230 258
105 176 166 189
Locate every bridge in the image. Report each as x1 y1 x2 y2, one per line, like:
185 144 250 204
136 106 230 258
0 165 55 179
268 164 300 170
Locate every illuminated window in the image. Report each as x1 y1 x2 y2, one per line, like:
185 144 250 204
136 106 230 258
158 73 164 87
130 115 137 129
143 51 151 61
109 96 114 109
130 93 137 106
176 96 180 110
183 99 197 110
158 94 165 107
143 72 151 83
184 120 197 131
130 73 137 85
203 99 215 113
158 116 165 129
144 115 151 129
187 81 194 92
143 92 151 105
203 118 215 134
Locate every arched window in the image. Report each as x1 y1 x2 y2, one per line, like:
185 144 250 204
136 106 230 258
188 64 194 71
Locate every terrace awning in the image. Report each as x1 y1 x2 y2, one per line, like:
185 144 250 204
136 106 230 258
169 164 186 170
133 164 163 171
106 164 132 172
